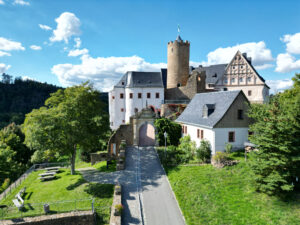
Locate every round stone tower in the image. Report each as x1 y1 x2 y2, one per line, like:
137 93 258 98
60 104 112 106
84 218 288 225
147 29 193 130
167 35 190 89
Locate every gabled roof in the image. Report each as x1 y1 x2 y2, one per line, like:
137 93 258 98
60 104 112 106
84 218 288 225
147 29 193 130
176 90 242 128
114 71 164 88
193 64 227 85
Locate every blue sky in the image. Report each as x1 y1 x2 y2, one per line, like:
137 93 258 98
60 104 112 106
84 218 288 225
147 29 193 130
0 0 300 92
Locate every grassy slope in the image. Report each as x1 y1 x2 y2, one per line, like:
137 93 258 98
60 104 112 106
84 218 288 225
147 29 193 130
166 157 300 225
0 169 113 224
76 160 116 172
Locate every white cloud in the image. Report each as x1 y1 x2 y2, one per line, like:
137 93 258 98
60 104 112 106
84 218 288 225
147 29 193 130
266 79 293 93
51 55 166 91
50 12 81 43
13 0 30 6
0 0 5 5
22 76 36 81
275 53 300 73
39 24 52 31
0 63 11 73
30 45 42 50
281 33 300 55
68 48 88 57
201 41 274 70
0 51 11 57
74 37 81 48
0 37 25 51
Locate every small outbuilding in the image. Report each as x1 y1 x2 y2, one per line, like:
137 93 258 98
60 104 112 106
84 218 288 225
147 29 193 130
176 90 252 154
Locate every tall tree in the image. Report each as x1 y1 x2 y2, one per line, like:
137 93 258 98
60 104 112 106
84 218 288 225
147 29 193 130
248 74 300 195
154 118 182 146
24 83 110 175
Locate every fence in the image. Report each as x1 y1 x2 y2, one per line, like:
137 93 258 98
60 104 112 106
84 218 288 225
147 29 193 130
0 162 70 201
0 198 101 220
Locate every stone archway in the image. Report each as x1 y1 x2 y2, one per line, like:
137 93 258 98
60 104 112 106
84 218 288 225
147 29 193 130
139 122 155 146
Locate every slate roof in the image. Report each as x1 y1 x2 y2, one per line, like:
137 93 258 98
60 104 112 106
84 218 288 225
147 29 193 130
193 64 227 85
114 71 164 88
176 90 242 128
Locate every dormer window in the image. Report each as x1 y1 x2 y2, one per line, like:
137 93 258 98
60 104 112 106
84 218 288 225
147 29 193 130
212 73 217 78
203 104 215 118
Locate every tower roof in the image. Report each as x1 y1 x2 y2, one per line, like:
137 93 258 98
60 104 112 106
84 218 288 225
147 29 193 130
176 35 183 41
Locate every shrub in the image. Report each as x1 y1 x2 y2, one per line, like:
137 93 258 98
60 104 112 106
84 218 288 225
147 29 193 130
0 178 10 193
196 140 211 163
178 135 196 161
157 145 187 165
154 118 182 146
225 143 233 154
114 204 124 215
212 152 229 164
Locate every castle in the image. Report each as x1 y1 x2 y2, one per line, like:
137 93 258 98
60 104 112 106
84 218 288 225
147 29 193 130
109 35 269 130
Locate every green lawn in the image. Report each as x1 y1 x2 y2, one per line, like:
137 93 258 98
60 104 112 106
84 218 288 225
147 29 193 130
76 160 116 172
165 156 300 225
0 169 114 224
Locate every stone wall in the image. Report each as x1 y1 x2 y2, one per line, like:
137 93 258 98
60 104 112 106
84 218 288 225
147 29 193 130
90 152 108 165
109 185 122 225
165 70 207 100
107 122 133 156
2 211 95 225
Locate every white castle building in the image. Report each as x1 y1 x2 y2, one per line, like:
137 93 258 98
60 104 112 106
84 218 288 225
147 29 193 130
109 71 165 130
109 35 269 130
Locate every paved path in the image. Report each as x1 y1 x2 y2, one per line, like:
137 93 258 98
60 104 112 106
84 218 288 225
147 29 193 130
79 146 186 225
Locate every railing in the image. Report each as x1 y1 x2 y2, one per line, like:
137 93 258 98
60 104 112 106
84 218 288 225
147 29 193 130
0 162 70 201
0 198 104 220
162 99 190 104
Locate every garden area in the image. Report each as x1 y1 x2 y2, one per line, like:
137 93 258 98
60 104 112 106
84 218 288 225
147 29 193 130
165 152 300 225
0 168 114 224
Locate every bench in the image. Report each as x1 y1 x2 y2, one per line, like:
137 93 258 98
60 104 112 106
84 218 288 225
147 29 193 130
45 166 60 171
39 175 55 181
13 199 24 210
39 172 56 177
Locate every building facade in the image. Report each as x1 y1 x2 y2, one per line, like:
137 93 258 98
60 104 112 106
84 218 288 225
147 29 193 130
109 71 164 130
176 90 251 154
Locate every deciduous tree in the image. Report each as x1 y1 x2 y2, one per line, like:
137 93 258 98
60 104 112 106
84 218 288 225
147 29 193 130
24 83 110 175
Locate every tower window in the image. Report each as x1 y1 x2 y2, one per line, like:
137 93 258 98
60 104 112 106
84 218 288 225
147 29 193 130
129 93 133 99
156 93 160 98
120 93 124 99
147 93 151 98
138 93 142 98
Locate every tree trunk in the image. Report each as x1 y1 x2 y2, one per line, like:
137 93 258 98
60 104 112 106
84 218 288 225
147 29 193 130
70 144 77 175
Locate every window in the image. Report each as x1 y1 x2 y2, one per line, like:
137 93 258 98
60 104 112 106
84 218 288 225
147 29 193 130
185 126 187 134
129 93 133 99
122 120 125 123
228 132 235 142
232 66 235 69
147 93 151 98
120 93 124 99
231 78 235 83
112 96 115 100
197 129 204 139
138 93 142 98
208 84 215 88
121 108 124 112
248 131 254 138
182 125 187 134
247 77 251 82
156 93 160 98
238 109 244 120
241 65 244 69
224 79 228 84
239 77 243 82
110 122 113 126
134 108 138 113
121 82 125 85
248 90 252 96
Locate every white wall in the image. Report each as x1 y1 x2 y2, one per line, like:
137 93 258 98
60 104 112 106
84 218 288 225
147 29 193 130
109 86 164 130
181 124 215 153
180 124 249 154
225 85 268 103
213 127 249 153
